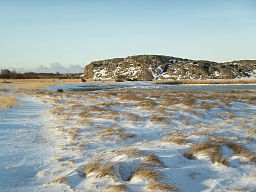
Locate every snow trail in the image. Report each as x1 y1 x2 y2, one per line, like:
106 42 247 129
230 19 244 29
0 97 53 192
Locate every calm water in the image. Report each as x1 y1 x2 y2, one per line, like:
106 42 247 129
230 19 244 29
48 82 256 92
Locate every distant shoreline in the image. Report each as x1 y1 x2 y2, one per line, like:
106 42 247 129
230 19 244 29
151 79 256 85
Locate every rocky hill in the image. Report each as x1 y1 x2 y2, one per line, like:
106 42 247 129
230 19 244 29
83 55 256 81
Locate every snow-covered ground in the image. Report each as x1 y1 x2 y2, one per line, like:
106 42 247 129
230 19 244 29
0 97 55 192
1 84 256 191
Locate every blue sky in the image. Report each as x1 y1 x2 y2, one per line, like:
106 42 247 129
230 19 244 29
0 0 255 72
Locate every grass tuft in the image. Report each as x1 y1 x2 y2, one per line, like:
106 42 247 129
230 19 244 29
225 142 256 163
187 140 229 166
146 182 179 192
49 176 69 184
105 183 128 192
132 165 161 181
141 154 165 167
84 156 118 180
84 156 103 176
165 133 188 144
119 148 145 157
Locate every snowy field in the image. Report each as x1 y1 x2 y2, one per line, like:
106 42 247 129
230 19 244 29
0 82 256 192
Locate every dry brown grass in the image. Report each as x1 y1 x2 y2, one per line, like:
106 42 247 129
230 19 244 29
122 112 142 124
78 109 91 118
99 125 136 140
146 182 179 192
117 92 142 101
100 91 119 98
0 96 17 108
149 115 169 125
138 99 157 109
99 125 118 140
67 128 80 141
180 97 197 106
141 154 165 167
165 133 188 144
97 101 120 107
160 97 178 107
105 183 128 192
225 142 256 163
50 107 65 116
189 130 214 138
119 148 145 157
87 106 120 120
95 163 117 180
78 119 94 127
187 140 229 166
71 132 78 140
49 176 69 184
247 128 256 136
198 101 220 111
132 165 162 181
120 132 137 140
84 156 118 180
84 156 103 176
1 79 82 89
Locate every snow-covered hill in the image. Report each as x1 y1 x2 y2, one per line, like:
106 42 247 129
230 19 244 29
83 55 256 81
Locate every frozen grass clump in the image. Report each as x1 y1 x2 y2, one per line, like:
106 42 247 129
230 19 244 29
165 132 188 145
132 165 162 181
186 140 229 166
146 182 179 192
105 183 128 192
141 154 165 168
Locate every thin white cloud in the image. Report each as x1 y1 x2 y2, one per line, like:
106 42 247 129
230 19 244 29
15 63 84 74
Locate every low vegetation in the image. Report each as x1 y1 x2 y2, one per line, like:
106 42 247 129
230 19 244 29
0 96 17 108
6 82 255 191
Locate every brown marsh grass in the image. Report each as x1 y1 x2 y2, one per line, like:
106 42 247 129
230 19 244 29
146 182 179 192
132 165 162 181
225 142 256 163
94 163 117 180
78 119 94 127
99 125 118 140
84 156 103 176
50 106 66 115
117 92 142 101
165 133 188 145
84 156 118 180
187 140 229 166
0 96 17 108
141 154 165 168
122 112 142 124
119 148 145 157
149 115 169 125
105 183 128 192
247 128 256 136
67 128 80 141
99 125 136 140
137 99 157 109
2 79 82 89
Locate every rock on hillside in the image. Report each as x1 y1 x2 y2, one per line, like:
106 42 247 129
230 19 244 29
83 55 256 81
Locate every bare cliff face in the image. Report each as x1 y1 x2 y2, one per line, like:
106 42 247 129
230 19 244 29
83 55 256 81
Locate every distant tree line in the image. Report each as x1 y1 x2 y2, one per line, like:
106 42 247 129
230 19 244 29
0 69 38 79
0 69 82 79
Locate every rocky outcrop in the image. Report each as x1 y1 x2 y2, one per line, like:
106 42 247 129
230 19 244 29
83 55 256 81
